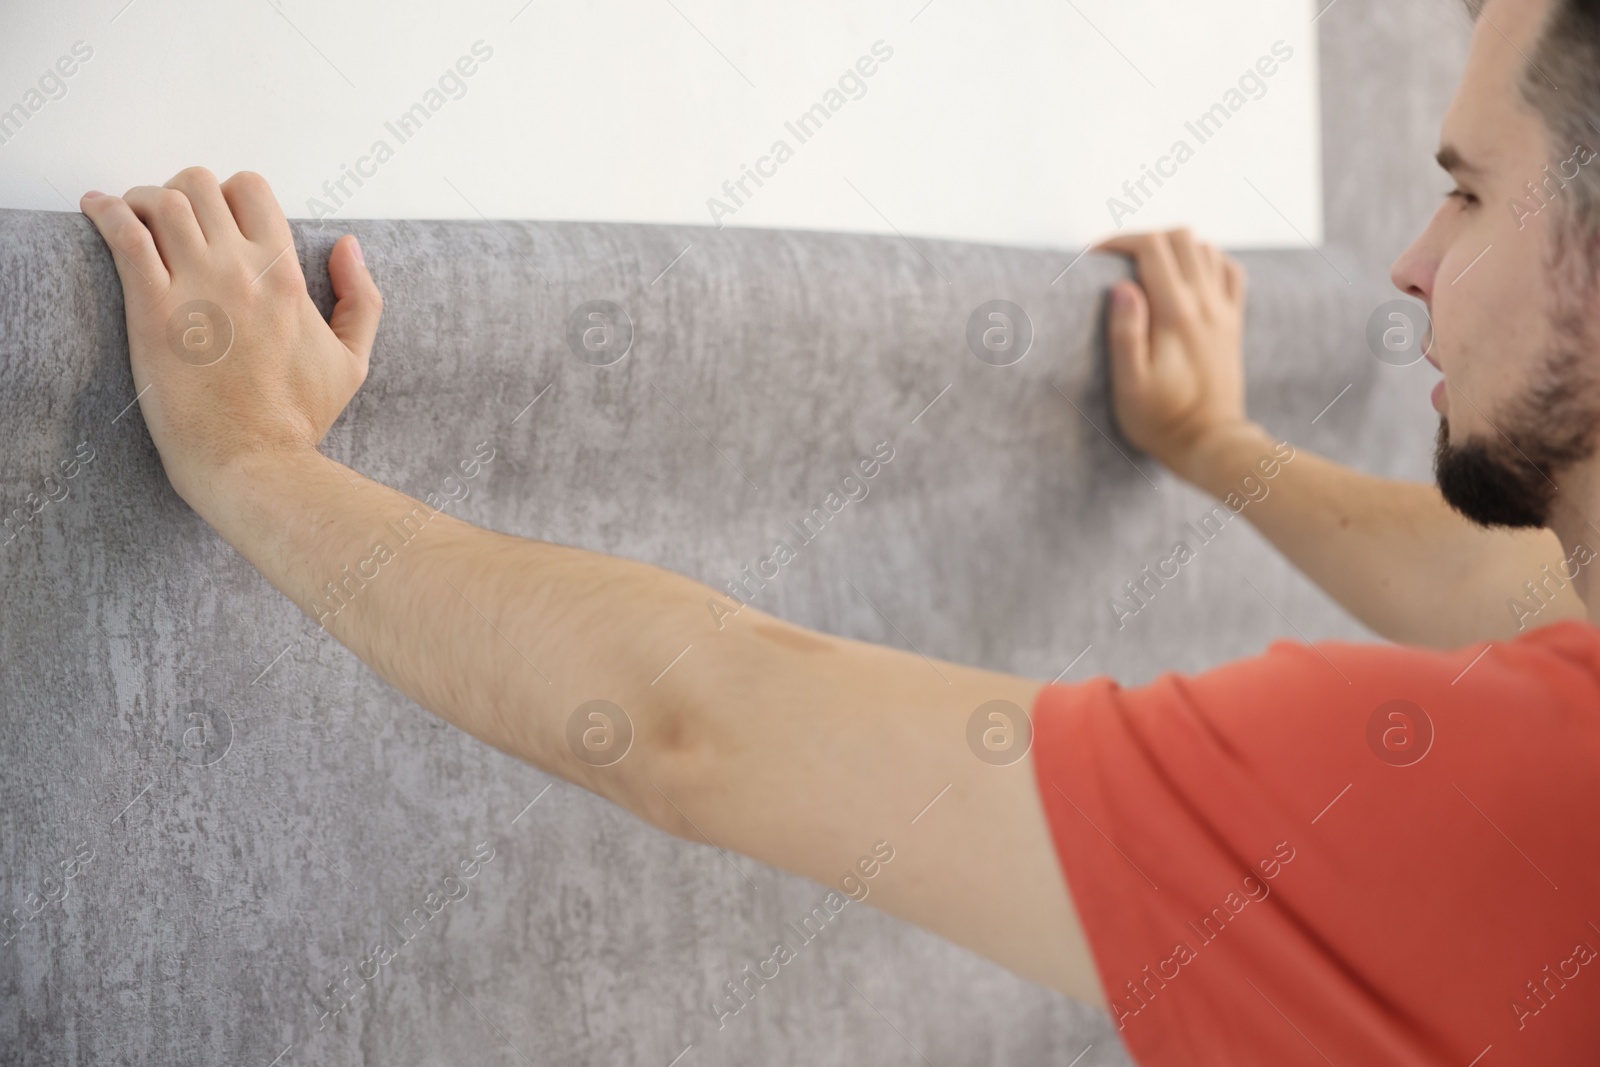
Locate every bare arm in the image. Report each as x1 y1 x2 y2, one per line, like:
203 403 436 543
1178 421 1581 647
208 443 1096 1003
79 169 1103 1008
1095 229 1582 649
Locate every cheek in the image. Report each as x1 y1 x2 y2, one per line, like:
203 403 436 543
1436 233 1553 422
1431 282 1491 421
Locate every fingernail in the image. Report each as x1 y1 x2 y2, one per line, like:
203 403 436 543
1111 284 1131 308
351 237 365 265
82 190 105 200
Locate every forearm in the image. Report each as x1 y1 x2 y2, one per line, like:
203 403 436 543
195 448 706 806
1177 423 1583 647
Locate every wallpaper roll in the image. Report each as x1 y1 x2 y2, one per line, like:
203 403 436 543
0 204 1393 1065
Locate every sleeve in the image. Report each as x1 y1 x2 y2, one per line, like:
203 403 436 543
1029 625 1600 1067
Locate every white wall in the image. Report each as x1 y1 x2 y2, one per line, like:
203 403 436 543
0 0 1322 249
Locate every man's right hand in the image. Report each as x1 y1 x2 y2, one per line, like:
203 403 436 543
1093 228 1254 484
77 168 380 518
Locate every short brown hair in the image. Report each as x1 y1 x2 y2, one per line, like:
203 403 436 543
1467 0 1600 269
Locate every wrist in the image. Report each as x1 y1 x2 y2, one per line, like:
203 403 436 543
182 444 334 528
1168 420 1276 495
183 445 412 631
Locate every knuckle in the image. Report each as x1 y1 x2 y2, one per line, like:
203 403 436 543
224 258 258 289
108 214 150 250
150 189 191 221
263 262 303 294
171 165 218 188
223 170 271 196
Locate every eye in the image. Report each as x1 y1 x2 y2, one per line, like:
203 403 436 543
1447 188 1479 207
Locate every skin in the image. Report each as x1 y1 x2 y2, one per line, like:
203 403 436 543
1100 0 1593 647
74 0 1593 1028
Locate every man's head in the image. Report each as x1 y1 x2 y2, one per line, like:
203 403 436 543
1391 0 1600 529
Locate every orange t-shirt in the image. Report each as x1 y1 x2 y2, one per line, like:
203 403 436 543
1030 617 1600 1065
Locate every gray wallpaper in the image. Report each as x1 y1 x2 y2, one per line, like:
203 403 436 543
0 3 1471 1064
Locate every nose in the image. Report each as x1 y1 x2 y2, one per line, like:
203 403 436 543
1390 228 1437 306
1391 207 1447 370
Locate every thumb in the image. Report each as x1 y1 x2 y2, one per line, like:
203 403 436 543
327 234 382 362
1107 281 1151 392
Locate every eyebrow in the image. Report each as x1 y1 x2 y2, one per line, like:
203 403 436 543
1435 144 1482 176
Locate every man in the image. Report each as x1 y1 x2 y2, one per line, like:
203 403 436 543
75 0 1600 1059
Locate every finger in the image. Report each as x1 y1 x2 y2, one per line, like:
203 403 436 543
327 235 381 373
123 185 206 269
163 166 238 245
1107 280 1152 394
220 170 293 246
1222 255 1247 303
1094 232 1189 323
1167 228 1204 285
1194 241 1227 300
1092 232 1159 256
79 191 170 293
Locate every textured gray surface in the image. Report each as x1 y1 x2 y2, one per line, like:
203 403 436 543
0 4 1472 1065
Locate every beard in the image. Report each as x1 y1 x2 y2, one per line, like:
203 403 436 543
1434 416 1566 528
1434 253 1600 529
